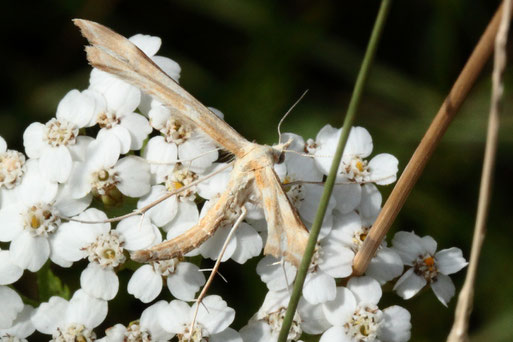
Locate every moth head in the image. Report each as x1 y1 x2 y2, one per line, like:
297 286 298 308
272 137 293 164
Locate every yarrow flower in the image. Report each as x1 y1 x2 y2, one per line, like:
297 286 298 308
159 295 242 342
321 276 411 342
392 231 468 306
31 289 107 341
52 208 157 300
98 301 174 341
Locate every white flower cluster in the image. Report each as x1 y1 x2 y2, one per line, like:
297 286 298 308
0 31 468 342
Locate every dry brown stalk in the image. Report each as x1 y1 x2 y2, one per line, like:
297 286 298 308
446 0 511 341
352 2 511 276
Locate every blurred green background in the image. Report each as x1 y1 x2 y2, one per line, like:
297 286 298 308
1 0 512 341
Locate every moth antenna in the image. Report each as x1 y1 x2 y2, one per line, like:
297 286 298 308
189 207 247 338
277 89 309 144
283 149 316 158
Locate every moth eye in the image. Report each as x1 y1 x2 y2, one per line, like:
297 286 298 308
276 152 286 164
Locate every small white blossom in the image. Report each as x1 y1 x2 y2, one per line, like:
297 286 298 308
69 136 151 202
0 160 90 271
98 301 174 342
31 289 107 341
313 125 399 186
321 277 411 342
160 295 241 342
392 231 468 306
0 136 27 201
23 89 100 183
52 209 156 300
0 305 35 341
335 211 403 284
128 257 205 303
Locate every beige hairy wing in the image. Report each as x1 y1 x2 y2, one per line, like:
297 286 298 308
254 166 309 267
74 19 248 157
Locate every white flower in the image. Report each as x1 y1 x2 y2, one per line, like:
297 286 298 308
334 211 403 284
0 304 35 341
0 160 90 271
392 231 468 306
52 209 157 300
240 289 330 342
0 136 26 197
23 89 100 182
0 286 23 329
194 196 263 264
146 103 218 175
128 257 205 303
98 301 174 341
321 277 411 342
256 216 355 304
279 133 336 239
313 125 398 186
31 289 107 341
69 135 151 202
160 295 241 342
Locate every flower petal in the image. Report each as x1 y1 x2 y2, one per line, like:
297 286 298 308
167 262 205 301
67 289 108 328
10 232 49 272
127 265 162 303
22 122 45 158
231 223 263 264
366 247 403 284
380 306 412 342
368 153 399 185
431 273 456 306
393 268 426 300
120 113 152 150
303 271 336 304
39 145 72 183
319 326 353 342
322 287 356 326
31 295 67 334
0 250 24 285
0 286 23 329
436 247 468 275
80 263 119 300
347 276 382 305
116 215 155 251
194 295 235 334
115 156 151 197
210 327 242 342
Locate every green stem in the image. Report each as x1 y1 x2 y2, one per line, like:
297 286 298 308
277 1 392 341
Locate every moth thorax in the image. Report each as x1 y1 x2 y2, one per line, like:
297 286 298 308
43 118 78 147
0 149 26 189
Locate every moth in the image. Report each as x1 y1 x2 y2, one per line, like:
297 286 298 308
74 19 309 267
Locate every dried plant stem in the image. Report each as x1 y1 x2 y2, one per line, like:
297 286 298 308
277 0 392 341
446 1 511 341
189 207 247 341
353 2 510 275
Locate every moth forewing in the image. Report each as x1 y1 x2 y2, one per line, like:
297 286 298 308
74 19 249 157
254 164 309 267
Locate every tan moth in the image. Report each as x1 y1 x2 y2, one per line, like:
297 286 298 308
74 19 310 267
